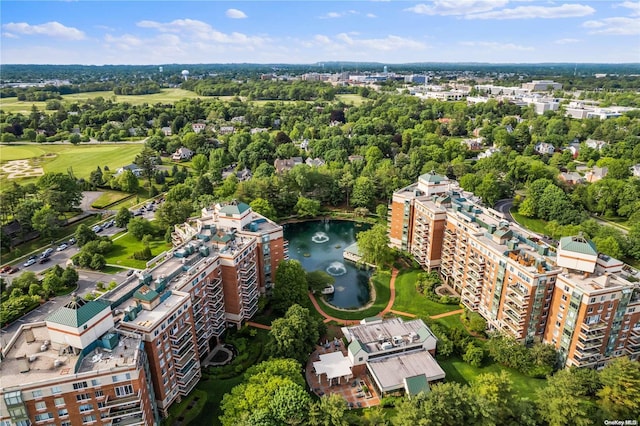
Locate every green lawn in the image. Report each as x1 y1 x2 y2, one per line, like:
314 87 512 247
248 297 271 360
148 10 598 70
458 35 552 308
393 270 461 316
104 233 172 269
90 191 133 209
336 94 367 106
316 270 391 320
0 88 212 114
0 143 144 182
510 209 549 235
189 376 243 426
438 356 546 399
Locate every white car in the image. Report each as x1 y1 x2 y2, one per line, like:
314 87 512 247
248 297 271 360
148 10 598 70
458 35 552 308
56 243 68 252
23 258 36 267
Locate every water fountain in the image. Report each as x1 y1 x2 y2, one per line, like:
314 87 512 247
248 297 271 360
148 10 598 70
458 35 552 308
311 232 330 243
326 261 347 277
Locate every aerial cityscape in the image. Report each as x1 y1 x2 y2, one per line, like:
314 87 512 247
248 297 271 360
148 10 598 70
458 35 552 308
1 1 639 426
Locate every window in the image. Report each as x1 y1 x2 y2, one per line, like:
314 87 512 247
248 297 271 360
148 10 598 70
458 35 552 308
94 390 104 398
61 422 71 426
112 373 131 383
79 403 93 413
73 381 88 390
8 407 27 418
34 413 53 422
115 384 134 397
82 415 96 424
35 401 46 410
51 386 62 394
32 390 43 398
91 379 101 387
76 393 91 402
58 408 68 417
54 398 65 406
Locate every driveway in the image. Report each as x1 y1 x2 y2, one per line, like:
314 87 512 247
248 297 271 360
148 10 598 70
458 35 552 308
80 191 105 212
494 198 514 222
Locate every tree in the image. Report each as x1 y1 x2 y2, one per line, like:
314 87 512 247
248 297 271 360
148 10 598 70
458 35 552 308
191 153 209 176
352 176 376 209
267 304 320 363
309 394 349 426
268 382 311 425
462 343 484 367
128 218 154 240
155 200 193 229
536 369 597 426
31 204 59 239
306 270 335 293
375 204 388 220
295 196 321 218
89 166 104 187
597 357 640 418
356 224 393 267
36 172 82 212
134 147 158 196
249 198 277 221
272 260 308 313
115 207 133 228
61 266 79 288
74 223 98 247
115 169 139 193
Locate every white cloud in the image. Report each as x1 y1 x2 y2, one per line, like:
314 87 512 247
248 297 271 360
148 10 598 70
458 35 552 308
366 13 377 18
460 41 534 50
320 10 359 19
583 17 640 35
404 1 508 16
553 38 580 44
2 21 85 40
619 1 640 17
314 34 332 44
136 19 267 46
2 32 18 39
225 9 247 19
466 4 595 20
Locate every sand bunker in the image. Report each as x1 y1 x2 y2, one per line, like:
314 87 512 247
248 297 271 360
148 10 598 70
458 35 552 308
1 159 44 179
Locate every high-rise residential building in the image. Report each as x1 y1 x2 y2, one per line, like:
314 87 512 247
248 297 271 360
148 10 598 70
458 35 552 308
0 201 288 425
388 172 640 369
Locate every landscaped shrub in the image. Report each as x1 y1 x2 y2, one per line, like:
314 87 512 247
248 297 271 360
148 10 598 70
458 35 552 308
461 309 488 335
487 333 558 378
415 272 460 305
132 246 152 260
462 342 484 367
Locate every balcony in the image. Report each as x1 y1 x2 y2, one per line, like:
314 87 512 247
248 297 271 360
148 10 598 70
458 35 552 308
109 414 145 426
173 344 196 366
580 320 608 335
575 337 604 351
106 403 143 422
573 346 601 360
105 391 141 408
171 334 194 353
503 308 525 325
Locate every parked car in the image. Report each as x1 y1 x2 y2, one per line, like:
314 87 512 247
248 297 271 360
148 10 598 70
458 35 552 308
103 221 112 229
41 248 54 258
9 266 19 274
39 257 51 265
92 225 102 233
1 265 11 273
56 243 68 252
68 237 77 245
23 258 36 267
126 269 134 276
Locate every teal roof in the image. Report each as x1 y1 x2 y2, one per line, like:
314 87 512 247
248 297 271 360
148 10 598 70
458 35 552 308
348 339 367 357
559 235 597 256
46 298 110 328
134 285 158 303
494 228 513 239
419 171 446 183
219 202 250 215
404 374 430 397
344 242 362 256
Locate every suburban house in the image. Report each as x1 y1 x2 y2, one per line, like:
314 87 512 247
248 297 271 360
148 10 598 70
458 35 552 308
305 157 326 167
172 147 194 161
534 142 555 155
161 126 172 136
230 116 246 124
339 317 445 397
585 138 607 151
250 127 268 134
348 155 364 163
559 172 585 185
274 157 303 173
462 137 483 151
218 126 235 135
192 123 206 133
585 166 609 183
564 143 580 158
235 167 252 181
115 163 142 177
631 164 640 178
477 146 500 159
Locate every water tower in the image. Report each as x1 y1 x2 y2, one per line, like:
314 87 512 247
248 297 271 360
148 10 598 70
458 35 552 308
181 69 189 80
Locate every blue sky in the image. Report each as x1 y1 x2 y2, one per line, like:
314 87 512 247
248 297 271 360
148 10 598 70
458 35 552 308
1 1 639 65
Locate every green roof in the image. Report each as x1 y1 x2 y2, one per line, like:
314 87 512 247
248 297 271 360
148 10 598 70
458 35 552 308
133 285 158 302
494 228 513 239
213 233 233 243
404 374 430 397
219 202 250 215
559 235 597 256
348 339 367 357
419 171 446 184
46 298 110 328
344 242 362 256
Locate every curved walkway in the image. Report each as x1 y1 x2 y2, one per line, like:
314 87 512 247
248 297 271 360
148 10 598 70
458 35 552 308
307 267 465 324
246 321 271 330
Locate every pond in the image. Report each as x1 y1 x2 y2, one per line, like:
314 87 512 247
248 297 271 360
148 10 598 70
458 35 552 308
283 220 371 309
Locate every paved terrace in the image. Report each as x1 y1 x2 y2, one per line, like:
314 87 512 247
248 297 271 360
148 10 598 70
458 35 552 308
305 343 380 408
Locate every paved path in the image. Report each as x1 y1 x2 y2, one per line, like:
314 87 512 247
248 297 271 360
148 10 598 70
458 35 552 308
246 321 271 330
430 309 464 319
389 309 416 318
380 268 399 316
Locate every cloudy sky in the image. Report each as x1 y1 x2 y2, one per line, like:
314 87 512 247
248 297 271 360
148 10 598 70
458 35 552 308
1 1 639 65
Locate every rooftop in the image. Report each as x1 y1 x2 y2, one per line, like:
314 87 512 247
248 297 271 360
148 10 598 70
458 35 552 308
45 297 111 328
559 234 598 256
344 318 435 354
120 291 190 331
0 324 141 390
367 350 445 392
219 201 250 216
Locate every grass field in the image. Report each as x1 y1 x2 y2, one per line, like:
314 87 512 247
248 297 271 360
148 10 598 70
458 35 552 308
90 191 132 209
336 94 367 106
0 88 213 114
393 270 461 316
0 143 144 181
510 209 549 235
104 233 172 269
190 376 243 426
438 356 546 399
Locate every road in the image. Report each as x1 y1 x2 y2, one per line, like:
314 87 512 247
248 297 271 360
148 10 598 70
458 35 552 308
493 198 514 222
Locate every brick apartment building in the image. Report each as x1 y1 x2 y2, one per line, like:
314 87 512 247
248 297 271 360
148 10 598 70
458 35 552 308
389 172 640 369
0 201 288 425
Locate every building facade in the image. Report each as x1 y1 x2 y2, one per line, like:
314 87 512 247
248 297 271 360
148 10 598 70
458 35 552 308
388 173 640 369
